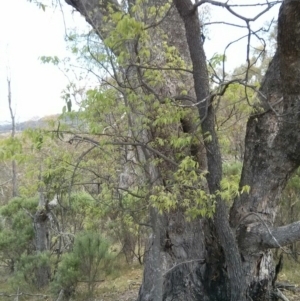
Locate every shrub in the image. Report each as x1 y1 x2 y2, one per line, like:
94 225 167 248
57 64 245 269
52 231 114 300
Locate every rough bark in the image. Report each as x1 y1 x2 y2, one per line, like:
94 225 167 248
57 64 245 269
173 1 247 300
63 0 300 300
64 1 209 300
229 1 300 300
136 5 210 301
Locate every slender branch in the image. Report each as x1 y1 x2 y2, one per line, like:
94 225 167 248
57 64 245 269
195 0 282 9
272 289 290 301
202 21 247 29
163 258 205 277
69 135 179 167
0 292 49 298
0 179 12 187
128 63 193 74
68 145 97 205
193 0 281 22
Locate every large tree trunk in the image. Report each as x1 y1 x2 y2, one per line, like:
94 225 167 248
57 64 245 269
229 1 300 299
174 1 300 300
64 0 300 300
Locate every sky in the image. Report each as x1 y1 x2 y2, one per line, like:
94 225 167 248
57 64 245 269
204 1 279 63
0 0 281 123
0 0 88 123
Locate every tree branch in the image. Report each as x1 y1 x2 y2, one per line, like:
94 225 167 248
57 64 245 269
261 221 300 249
193 0 281 22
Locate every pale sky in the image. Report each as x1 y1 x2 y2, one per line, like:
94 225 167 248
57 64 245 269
0 0 88 123
0 0 280 123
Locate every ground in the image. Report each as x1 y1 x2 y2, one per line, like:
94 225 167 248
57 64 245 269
85 264 142 301
0 262 142 301
275 257 300 301
0 258 299 300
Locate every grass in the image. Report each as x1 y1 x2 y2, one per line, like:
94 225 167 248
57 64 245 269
1 256 299 301
274 256 300 301
72 261 142 301
0 260 143 301
87 263 142 301
280 257 300 285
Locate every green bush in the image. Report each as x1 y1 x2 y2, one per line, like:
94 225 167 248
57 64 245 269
52 231 115 299
0 197 37 272
9 252 51 290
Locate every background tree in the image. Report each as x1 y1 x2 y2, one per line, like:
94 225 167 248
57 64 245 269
7 76 18 198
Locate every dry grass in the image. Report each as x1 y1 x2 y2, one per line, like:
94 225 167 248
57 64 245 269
75 263 142 301
2 257 300 301
276 257 300 301
280 258 300 285
0 262 143 301
95 265 142 301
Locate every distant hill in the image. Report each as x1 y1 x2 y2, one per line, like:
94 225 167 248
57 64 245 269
0 115 59 134
0 114 85 134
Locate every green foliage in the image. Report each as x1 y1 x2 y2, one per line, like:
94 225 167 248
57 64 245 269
81 87 126 135
216 83 255 161
208 53 226 82
52 231 114 298
276 169 300 260
218 162 250 203
52 252 80 295
17 127 78 197
150 157 215 218
40 55 60 65
68 192 99 231
277 168 300 226
0 136 22 161
209 53 226 69
10 252 51 290
0 197 37 269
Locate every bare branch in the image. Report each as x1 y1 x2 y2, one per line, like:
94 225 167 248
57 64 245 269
193 0 281 22
128 63 193 74
163 259 205 277
202 21 247 29
0 292 49 298
262 221 300 249
68 135 179 167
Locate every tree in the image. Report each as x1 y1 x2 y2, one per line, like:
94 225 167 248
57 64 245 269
7 76 18 197
30 0 300 300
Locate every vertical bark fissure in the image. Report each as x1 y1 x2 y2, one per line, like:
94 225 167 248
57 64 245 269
173 1 247 300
